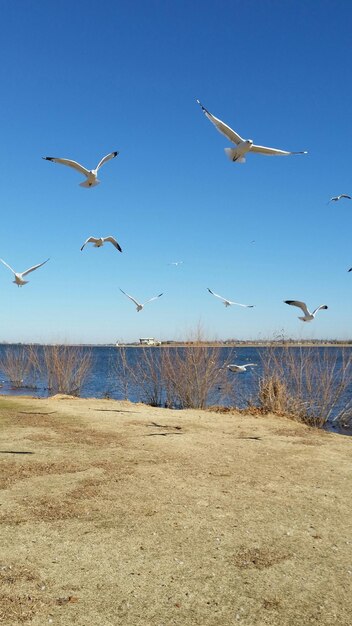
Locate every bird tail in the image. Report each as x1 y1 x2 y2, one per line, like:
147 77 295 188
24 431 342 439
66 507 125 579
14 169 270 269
79 179 100 188
224 148 246 163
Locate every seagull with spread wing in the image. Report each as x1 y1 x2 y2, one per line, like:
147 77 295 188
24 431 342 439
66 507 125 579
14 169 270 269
207 288 254 308
328 194 351 203
119 288 163 312
197 100 307 163
42 151 119 187
227 363 257 373
81 236 122 252
0 258 49 287
284 300 328 322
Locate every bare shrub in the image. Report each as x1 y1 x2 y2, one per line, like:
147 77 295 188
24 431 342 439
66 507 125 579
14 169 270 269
161 327 236 409
111 346 131 400
129 347 164 406
111 327 236 409
43 345 92 396
0 345 40 388
256 346 352 427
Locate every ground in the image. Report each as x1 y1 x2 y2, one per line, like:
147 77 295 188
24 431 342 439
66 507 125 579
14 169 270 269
0 395 351 625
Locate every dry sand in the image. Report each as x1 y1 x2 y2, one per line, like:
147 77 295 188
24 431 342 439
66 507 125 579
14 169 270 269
0 395 351 625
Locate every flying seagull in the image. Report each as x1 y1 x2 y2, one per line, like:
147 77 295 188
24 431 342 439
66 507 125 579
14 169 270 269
42 151 119 187
227 363 257 373
328 194 351 203
0 258 49 287
284 300 328 322
119 288 163 312
81 236 122 252
196 100 307 163
168 261 183 266
207 288 254 308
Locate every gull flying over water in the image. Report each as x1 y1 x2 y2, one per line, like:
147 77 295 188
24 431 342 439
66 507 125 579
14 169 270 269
0 258 49 287
328 194 351 203
227 363 257 373
119 288 163 312
81 236 122 252
42 151 119 187
284 300 328 322
207 288 254 308
196 100 307 163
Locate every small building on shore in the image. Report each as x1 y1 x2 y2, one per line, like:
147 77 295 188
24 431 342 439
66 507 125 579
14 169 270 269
139 338 161 346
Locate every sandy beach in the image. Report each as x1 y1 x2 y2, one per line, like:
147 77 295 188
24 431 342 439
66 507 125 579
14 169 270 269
1 395 351 625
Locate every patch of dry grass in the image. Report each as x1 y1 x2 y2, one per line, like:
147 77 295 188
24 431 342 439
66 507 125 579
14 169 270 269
0 395 351 626
232 544 292 569
0 460 85 490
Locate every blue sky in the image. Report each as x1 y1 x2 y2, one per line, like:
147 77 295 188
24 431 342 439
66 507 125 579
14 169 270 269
0 0 351 343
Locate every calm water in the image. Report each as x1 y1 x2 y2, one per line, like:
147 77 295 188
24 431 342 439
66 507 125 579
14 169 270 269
0 345 351 435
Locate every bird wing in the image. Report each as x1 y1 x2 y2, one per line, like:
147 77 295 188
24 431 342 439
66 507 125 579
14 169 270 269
104 236 122 252
0 258 16 274
250 144 307 156
119 288 141 307
43 157 90 177
284 300 310 316
95 151 119 171
22 258 50 277
348 268 352 273
144 293 163 305
340 194 352 200
81 237 98 251
312 305 328 315
228 301 254 308
197 100 244 145
207 288 226 302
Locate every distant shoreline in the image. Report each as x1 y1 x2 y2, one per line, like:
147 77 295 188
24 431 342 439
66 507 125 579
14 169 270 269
1 342 351 348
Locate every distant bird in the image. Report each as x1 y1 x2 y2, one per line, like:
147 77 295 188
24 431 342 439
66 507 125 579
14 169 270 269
196 99 308 163
284 300 328 322
168 261 183 266
328 194 351 203
42 151 118 187
81 236 122 252
119 288 163 312
227 363 257 373
207 288 254 308
0 258 49 287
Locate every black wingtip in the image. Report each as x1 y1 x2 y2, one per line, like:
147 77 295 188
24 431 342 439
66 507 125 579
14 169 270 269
196 99 207 113
348 268 352 272
43 156 54 161
113 151 119 157
284 300 294 305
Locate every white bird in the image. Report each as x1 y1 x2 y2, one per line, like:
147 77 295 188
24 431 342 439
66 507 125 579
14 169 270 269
284 300 328 322
227 363 257 373
0 258 49 287
196 100 307 163
207 288 254 308
81 236 122 252
328 194 351 203
119 288 163 312
168 261 183 266
42 151 119 187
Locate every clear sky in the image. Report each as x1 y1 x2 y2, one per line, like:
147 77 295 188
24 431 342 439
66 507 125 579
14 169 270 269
0 0 351 343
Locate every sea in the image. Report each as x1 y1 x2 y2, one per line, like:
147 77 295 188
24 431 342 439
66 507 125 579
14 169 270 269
0 344 351 436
